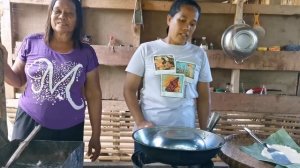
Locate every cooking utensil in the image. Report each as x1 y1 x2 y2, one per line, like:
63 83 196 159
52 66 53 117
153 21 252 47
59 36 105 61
206 112 220 132
221 0 258 64
132 0 143 25
132 126 225 166
221 24 258 64
253 13 266 39
4 125 41 168
244 127 292 165
0 140 84 168
219 133 275 168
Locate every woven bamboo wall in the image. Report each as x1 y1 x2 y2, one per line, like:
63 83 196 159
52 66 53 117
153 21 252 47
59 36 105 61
211 93 300 141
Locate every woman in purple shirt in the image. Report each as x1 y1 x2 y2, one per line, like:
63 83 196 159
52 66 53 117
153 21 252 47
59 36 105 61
1 0 102 161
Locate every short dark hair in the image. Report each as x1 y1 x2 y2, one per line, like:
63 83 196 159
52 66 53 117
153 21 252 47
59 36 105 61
166 0 201 34
44 0 83 48
168 0 201 22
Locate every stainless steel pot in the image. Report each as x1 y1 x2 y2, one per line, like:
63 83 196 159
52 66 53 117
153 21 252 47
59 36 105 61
132 126 225 166
221 0 258 64
221 23 258 64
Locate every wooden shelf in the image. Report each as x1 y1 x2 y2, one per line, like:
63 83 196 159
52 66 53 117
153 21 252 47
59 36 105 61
92 45 300 70
9 0 300 15
208 50 300 71
211 92 300 114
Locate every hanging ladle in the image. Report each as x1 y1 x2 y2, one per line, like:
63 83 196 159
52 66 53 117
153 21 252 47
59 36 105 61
253 13 266 39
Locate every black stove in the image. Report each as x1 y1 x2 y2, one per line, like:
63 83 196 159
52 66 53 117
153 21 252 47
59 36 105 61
132 151 215 168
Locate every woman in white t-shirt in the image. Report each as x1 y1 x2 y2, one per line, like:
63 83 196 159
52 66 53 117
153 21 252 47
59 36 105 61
124 0 212 166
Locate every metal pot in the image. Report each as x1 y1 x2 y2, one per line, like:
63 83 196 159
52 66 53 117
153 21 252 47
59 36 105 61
221 23 258 64
132 126 225 166
221 0 258 64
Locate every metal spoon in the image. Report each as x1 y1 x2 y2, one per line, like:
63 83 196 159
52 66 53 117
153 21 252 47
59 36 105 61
244 127 292 165
4 125 41 168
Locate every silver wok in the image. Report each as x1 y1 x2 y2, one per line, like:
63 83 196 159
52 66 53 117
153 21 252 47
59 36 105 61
132 126 225 166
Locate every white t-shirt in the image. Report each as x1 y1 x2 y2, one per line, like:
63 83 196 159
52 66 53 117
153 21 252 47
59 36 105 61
126 39 212 128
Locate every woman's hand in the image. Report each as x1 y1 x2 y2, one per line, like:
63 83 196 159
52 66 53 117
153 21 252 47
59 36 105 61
0 43 8 63
136 120 154 130
87 135 101 162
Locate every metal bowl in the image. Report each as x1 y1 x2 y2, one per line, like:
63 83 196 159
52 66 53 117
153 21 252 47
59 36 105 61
133 126 225 165
221 24 258 64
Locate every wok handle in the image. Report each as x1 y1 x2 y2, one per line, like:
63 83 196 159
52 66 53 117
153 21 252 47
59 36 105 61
244 127 267 148
206 112 220 132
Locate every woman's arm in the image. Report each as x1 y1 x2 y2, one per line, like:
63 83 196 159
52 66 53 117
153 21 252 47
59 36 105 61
0 44 26 88
196 82 211 130
123 72 153 129
85 67 102 161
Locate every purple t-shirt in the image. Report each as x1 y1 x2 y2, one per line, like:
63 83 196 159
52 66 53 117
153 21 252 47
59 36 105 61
18 34 99 129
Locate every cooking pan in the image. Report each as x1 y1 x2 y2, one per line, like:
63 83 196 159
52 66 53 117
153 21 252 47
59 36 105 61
221 23 258 64
221 0 258 64
132 126 225 166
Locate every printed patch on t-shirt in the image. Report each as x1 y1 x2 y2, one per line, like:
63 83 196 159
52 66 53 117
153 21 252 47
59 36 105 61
26 58 85 110
176 61 196 83
161 74 185 98
153 55 176 74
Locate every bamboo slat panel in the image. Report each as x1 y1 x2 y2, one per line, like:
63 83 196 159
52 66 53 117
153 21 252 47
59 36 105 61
84 109 135 162
213 111 300 140
6 106 135 162
6 96 300 163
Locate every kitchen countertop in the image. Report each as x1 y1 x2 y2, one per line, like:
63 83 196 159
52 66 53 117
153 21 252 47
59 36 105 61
84 161 229 168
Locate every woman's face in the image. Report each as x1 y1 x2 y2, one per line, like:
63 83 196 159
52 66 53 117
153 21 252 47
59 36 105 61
51 0 77 35
167 5 199 45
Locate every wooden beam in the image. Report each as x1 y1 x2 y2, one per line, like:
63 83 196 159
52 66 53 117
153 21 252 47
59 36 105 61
142 1 300 15
2 0 15 99
81 0 135 10
10 0 50 5
211 92 300 114
132 25 141 47
9 0 136 10
9 0 300 15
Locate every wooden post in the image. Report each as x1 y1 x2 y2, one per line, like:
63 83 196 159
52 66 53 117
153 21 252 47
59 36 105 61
230 0 245 93
132 0 142 46
231 70 240 93
2 0 15 99
0 0 7 141
0 42 8 140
